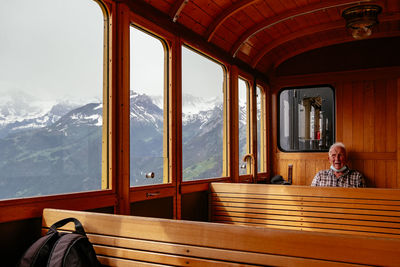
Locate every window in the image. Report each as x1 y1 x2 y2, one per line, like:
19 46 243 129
257 85 266 173
130 26 168 186
279 85 335 152
239 78 250 175
182 46 226 181
0 0 106 200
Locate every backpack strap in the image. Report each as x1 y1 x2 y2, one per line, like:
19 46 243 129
49 217 86 236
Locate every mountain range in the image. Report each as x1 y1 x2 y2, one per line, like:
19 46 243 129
0 90 247 199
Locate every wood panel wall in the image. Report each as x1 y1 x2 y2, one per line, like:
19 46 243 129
271 67 400 188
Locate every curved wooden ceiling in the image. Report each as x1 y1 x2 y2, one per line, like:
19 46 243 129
139 0 400 75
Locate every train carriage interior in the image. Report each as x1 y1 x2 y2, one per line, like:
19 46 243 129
1 0 400 265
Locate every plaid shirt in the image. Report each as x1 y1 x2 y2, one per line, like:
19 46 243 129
311 168 366 187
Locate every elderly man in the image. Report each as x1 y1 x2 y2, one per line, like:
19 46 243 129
311 142 366 187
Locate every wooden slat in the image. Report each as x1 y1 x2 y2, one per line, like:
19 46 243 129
212 215 400 235
95 246 248 267
210 183 400 200
215 220 400 239
211 195 400 208
211 196 400 210
342 81 353 151
385 79 397 153
352 81 364 152
212 210 400 228
375 79 387 153
212 206 400 223
363 80 375 153
42 208 400 266
90 233 365 267
94 242 363 267
212 199 400 216
212 202 400 217
98 256 168 267
210 183 400 239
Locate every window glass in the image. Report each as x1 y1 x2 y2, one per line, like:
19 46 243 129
257 85 265 172
0 0 105 200
279 86 335 151
182 46 225 181
239 78 250 175
130 26 167 186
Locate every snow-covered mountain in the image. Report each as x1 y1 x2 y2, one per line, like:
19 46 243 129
182 93 222 118
0 96 82 138
0 91 246 198
130 91 163 130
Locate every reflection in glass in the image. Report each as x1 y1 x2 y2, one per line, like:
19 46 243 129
239 78 249 175
130 26 167 186
279 86 335 151
182 46 225 181
0 0 104 200
257 86 263 173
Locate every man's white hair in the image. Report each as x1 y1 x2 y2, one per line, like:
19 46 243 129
329 142 346 155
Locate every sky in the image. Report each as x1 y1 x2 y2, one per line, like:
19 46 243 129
0 0 103 104
131 26 225 99
0 0 223 107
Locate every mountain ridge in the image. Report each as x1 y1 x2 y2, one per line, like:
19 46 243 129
0 91 246 199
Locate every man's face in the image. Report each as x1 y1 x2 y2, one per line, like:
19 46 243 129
329 146 347 170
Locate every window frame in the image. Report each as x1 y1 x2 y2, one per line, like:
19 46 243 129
236 72 269 183
128 11 178 203
181 44 229 182
238 76 252 177
256 83 268 180
277 84 336 153
0 0 113 223
129 24 170 187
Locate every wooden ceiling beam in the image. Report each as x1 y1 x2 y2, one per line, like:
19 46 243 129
124 0 267 80
170 0 189 23
251 12 400 68
272 30 400 72
205 0 258 42
251 20 343 68
230 0 382 57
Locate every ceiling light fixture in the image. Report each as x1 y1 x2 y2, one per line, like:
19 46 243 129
342 4 382 40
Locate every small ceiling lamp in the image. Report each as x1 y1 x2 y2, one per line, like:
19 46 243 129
342 4 382 39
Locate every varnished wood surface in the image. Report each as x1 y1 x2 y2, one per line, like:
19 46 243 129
136 0 400 74
43 208 400 266
210 183 400 239
272 68 400 188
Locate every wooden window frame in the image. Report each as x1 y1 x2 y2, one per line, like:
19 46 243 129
0 0 114 223
0 0 271 223
255 82 270 181
180 44 229 182
129 24 170 187
277 84 336 153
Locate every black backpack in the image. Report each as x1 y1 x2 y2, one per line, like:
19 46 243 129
17 217 101 267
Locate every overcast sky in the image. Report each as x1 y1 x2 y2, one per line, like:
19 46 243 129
0 0 103 104
0 0 224 106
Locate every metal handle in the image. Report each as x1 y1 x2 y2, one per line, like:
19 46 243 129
242 153 254 163
146 192 160 197
288 164 293 184
145 172 155 178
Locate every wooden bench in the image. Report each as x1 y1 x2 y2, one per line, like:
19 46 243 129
42 208 400 266
210 182 400 238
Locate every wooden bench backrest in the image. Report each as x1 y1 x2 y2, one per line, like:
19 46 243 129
43 208 400 266
210 183 400 238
